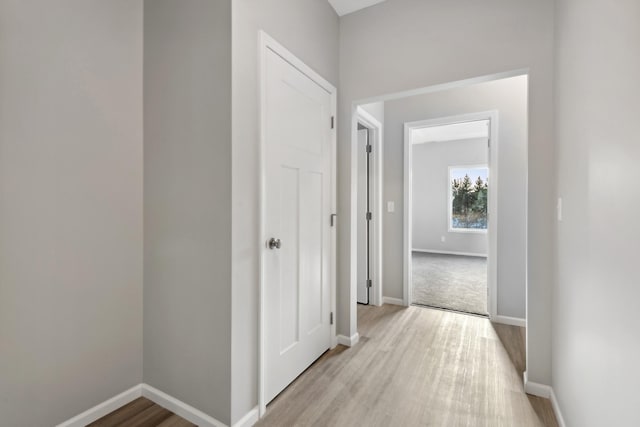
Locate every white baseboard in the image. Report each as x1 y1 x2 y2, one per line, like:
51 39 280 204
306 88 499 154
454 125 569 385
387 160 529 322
57 383 256 427
336 332 360 347
56 384 143 427
523 372 566 427
492 315 526 327
523 371 551 398
141 383 226 427
382 296 405 306
232 406 259 427
412 248 487 258
549 387 567 427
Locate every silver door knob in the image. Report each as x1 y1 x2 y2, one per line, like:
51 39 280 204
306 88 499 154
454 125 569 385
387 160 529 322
268 238 282 249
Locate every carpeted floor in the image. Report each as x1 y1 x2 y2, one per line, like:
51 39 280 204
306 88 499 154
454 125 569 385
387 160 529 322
412 252 488 315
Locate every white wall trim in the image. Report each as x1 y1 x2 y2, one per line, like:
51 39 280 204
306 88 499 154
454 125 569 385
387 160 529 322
523 372 567 427
257 30 337 419
336 332 360 347
232 406 260 427
56 383 257 427
549 388 567 427
404 111 499 318
412 248 487 258
523 371 551 398
56 384 142 427
142 384 227 427
355 106 384 308
382 296 405 306
492 315 526 327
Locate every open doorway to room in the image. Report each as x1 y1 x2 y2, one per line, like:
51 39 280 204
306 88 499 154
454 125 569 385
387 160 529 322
406 117 493 316
355 105 383 307
348 72 528 347
348 73 528 327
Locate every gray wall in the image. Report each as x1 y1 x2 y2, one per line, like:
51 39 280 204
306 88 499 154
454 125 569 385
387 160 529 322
384 76 528 319
143 1 232 424
0 1 143 425
360 101 384 124
412 139 489 256
231 1 339 423
339 0 554 384
553 0 640 425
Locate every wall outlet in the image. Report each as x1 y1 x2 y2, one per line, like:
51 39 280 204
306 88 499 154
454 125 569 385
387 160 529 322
441 236 446 243
387 201 395 213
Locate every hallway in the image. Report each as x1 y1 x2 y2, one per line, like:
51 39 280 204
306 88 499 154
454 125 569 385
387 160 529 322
257 304 558 426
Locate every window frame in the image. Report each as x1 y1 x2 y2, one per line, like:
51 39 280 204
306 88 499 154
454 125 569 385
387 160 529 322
447 164 489 234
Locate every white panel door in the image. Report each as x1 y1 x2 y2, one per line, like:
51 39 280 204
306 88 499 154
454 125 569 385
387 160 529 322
264 48 332 403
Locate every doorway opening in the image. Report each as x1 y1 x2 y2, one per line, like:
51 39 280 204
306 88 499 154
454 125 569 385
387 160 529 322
356 123 372 304
405 117 494 316
348 72 529 380
355 106 383 307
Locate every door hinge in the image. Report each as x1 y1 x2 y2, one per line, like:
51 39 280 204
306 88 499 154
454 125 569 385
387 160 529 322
366 279 372 288
330 116 335 129
330 312 334 325
366 212 372 221
366 144 372 153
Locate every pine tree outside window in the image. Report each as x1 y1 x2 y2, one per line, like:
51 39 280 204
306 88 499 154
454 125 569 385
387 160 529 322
449 166 488 232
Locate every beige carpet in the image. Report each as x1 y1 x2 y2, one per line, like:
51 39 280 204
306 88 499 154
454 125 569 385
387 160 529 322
412 252 487 315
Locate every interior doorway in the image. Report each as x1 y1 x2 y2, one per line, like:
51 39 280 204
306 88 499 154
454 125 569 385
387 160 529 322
354 106 383 307
408 119 491 315
356 124 372 304
347 72 529 377
404 112 498 318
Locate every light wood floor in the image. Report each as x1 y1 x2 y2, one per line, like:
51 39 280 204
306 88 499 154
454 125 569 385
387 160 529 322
88 397 195 427
257 304 559 427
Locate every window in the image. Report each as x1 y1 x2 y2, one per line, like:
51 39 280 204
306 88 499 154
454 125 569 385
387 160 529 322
449 166 488 232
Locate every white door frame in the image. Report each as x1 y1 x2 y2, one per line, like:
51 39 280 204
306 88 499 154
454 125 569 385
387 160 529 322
258 31 337 417
403 111 499 319
354 107 383 307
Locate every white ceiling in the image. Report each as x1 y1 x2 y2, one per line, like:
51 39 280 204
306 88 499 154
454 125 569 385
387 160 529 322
412 120 490 145
328 0 387 16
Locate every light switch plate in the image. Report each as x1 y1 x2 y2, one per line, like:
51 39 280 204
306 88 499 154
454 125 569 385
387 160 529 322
557 197 562 221
387 201 395 213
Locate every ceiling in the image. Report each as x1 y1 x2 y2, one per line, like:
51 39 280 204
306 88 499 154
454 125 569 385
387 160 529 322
328 0 387 16
412 120 490 145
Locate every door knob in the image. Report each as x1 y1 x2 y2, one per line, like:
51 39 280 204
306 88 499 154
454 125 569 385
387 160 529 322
268 238 282 249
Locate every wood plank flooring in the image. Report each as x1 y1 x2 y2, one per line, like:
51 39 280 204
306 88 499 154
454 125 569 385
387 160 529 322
257 304 559 427
90 305 558 427
88 397 195 427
